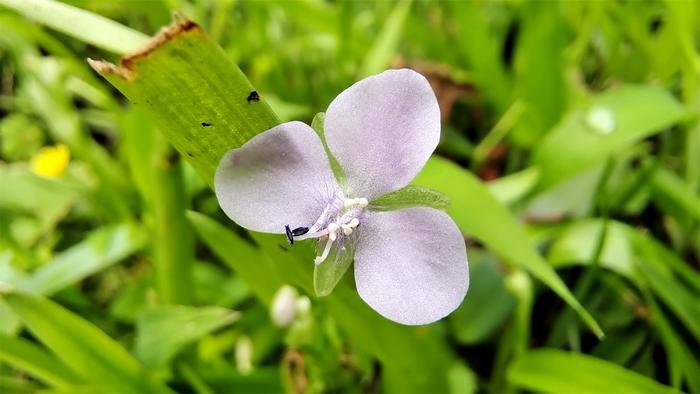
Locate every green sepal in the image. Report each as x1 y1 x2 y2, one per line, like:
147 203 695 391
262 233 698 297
313 239 355 297
311 112 346 187
370 185 451 212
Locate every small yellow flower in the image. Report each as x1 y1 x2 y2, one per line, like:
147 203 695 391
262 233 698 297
30 144 70 177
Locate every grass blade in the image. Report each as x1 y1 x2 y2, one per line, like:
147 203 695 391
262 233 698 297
359 0 412 77
151 158 194 304
0 333 84 388
88 17 279 184
135 305 239 368
2 291 172 393
508 349 680 394
19 223 146 295
0 0 149 54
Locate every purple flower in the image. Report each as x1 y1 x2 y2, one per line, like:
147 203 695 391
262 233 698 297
215 69 469 325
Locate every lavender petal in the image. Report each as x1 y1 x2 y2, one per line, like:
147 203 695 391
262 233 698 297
354 207 469 325
324 69 441 199
215 121 339 233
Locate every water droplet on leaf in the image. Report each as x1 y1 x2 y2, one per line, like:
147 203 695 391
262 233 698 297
585 106 616 135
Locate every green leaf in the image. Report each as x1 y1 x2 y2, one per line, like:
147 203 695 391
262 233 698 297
447 1 511 112
0 0 149 54
648 162 700 221
636 257 700 341
447 363 477 394
370 185 450 212
0 375 40 393
532 85 687 189
135 305 240 368
647 296 700 393
18 223 147 295
187 211 283 303
450 251 515 344
89 17 279 185
629 229 700 292
414 157 603 338
486 167 540 206
508 349 680 394
548 219 636 281
511 0 568 146
311 112 345 185
2 291 171 393
0 334 84 388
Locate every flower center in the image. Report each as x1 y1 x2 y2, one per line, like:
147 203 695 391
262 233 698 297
292 197 368 265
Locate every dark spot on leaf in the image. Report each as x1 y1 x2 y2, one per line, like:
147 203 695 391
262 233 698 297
186 151 194 157
201 122 211 127
247 91 260 103
278 244 289 252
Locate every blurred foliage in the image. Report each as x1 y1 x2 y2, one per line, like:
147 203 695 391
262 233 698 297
0 0 699 393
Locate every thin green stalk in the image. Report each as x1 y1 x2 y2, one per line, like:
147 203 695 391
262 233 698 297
152 152 194 305
178 362 215 394
490 269 534 393
472 100 525 170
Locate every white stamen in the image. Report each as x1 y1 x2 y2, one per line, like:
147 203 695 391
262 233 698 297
296 195 369 265
314 237 335 265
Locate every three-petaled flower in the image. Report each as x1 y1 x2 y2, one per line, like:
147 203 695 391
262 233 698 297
215 69 469 325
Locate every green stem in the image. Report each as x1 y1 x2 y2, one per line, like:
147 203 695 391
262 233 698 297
152 152 194 305
472 100 525 170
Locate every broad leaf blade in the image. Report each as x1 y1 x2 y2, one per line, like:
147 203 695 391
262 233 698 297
508 349 680 394
532 85 687 190
89 17 279 184
136 305 239 368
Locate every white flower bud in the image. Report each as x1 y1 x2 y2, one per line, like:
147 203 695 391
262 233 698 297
235 335 253 375
271 285 298 327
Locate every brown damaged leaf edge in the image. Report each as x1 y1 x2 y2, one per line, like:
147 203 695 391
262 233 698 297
87 16 200 80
